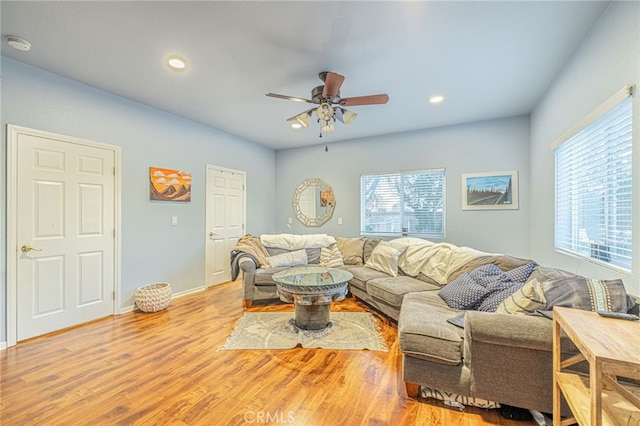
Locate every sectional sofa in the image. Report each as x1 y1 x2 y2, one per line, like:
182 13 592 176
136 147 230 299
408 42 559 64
231 233 638 414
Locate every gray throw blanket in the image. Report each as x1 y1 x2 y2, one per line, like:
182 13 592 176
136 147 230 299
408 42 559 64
230 250 259 281
229 234 270 281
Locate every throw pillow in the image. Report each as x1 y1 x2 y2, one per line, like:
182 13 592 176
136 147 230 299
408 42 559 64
469 263 504 287
266 249 308 268
476 262 537 312
336 237 365 265
543 277 630 313
496 278 548 315
363 237 382 263
503 262 537 283
438 272 490 310
364 241 401 277
320 245 345 268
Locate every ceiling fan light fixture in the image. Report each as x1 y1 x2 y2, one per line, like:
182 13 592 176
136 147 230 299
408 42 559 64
316 103 334 121
341 108 358 126
290 122 302 129
321 121 336 133
267 72 389 135
295 111 311 128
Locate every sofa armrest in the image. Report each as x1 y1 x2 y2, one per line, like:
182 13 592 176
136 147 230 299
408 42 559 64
464 311 552 352
239 257 257 300
239 256 257 273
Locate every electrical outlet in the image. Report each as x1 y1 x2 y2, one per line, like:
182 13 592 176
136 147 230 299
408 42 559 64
338 217 343 225
171 216 178 226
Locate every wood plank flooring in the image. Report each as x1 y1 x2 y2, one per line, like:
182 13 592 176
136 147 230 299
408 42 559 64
1 280 539 425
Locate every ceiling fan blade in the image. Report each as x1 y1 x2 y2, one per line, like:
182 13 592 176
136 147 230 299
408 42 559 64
322 72 345 99
340 94 389 106
266 93 315 104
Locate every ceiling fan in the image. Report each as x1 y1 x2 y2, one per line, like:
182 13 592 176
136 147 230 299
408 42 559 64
266 71 389 134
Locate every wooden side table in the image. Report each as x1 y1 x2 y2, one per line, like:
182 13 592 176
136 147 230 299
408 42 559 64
553 306 640 426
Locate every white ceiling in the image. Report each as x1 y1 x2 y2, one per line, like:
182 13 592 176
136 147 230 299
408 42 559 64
1 1 610 150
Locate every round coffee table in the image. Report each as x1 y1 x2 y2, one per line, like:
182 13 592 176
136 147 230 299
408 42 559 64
272 266 353 330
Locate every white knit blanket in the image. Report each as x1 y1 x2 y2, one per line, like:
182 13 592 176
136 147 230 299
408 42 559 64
398 242 490 285
260 233 336 250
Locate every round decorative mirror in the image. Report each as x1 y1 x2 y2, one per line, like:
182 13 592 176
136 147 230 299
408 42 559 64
292 178 336 226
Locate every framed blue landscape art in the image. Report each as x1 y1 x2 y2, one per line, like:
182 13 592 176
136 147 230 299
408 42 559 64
462 170 518 210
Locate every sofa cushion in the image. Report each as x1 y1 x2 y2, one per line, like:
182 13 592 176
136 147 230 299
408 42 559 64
527 265 577 283
266 249 308 268
348 266 390 291
399 291 465 365
336 237 365 265
365 241 402 277
366 276 442 308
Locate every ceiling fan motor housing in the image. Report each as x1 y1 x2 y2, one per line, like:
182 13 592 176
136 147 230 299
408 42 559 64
312 85 339 103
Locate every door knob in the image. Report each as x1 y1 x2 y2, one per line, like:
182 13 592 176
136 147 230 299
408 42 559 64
21 245 42 253
209 232 217 237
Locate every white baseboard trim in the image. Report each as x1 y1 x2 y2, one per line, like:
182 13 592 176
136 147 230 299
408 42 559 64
119 285 205 314
0 286 208 349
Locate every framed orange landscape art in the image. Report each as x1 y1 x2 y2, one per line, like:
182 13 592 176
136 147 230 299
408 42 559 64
149 167 192 202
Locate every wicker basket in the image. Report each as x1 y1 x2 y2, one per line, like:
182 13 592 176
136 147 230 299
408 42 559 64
135 282 172 312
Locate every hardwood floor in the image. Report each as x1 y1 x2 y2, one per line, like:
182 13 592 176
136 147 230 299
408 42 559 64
1 280 538 425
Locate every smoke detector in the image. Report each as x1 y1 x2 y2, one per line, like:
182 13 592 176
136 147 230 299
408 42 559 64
6 36 31 52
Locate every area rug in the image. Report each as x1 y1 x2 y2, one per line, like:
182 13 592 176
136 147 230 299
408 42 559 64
218 312 388 351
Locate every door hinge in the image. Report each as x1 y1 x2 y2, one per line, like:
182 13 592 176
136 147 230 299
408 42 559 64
113 167 116 176
112 290 116 300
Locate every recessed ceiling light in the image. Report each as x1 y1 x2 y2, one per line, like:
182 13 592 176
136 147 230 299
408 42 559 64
167 56 187 71
6 36 31 52
429 94 445 105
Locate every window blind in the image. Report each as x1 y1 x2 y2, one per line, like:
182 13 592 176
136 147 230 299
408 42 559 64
554 92 633 271
360 169 445 237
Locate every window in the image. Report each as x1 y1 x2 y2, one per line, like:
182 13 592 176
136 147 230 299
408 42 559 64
360 169 445 238
554 88 633 271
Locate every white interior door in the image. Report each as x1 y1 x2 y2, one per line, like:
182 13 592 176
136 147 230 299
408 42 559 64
205 166 245 286
8 125 119 344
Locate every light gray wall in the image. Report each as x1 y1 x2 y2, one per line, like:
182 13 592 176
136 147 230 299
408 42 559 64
275 115 531 257
530 1 640 295
1 58 276 341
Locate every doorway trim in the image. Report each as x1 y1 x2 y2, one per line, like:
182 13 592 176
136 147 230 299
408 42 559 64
6 124 122 347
